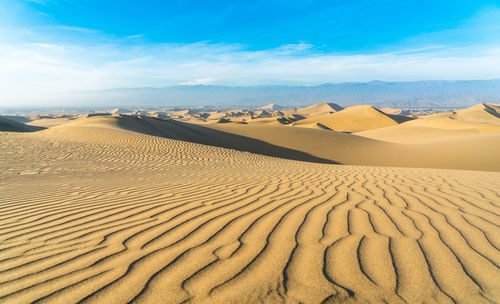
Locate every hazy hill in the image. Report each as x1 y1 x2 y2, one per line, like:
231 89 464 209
76 79 500 108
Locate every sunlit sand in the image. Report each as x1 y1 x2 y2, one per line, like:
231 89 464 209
0 103 499 303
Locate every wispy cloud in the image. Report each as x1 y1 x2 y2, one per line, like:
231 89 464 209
27 42 65 51
2 39 499 101
179 78 217 86
126 34 144 39
55 26 100 34
1 6 500 105
277 41 314 54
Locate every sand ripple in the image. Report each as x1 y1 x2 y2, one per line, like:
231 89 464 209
0 127 499 303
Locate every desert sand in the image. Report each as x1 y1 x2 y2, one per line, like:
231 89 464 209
292 105 411 132
0 103 499 303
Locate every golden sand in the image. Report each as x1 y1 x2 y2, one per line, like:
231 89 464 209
0 104 499 303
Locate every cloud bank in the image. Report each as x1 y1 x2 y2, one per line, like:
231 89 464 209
2 40 500 102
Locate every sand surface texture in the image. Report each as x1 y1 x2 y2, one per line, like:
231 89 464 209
1 115 499 304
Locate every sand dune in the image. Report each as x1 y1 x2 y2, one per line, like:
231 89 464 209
43 115 336 164
293 105 412 132
380 107 403 115
1 103 500 303
204 111 227 120
208 123 500 171
244 116 295 125
0 116 45 132
357 118 500 142
258 103 285 110
28 114 499 171
357 103 500 143
282 102 343 117
26 116 76 128
0 121 499 304
422 103 500 122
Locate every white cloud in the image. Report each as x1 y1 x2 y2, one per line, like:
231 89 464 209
126 34 144 39
55 26 100 34
27 42 65 51
179 78 216 86
2 5 500 106
1 39 500 106
277 41 314 54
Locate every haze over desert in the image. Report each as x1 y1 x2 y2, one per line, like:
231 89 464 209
2 0 500 303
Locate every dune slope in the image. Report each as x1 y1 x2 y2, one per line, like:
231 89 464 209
0 122 499 304
0 116 45 132
422 103 500 122
43 115 337 164
208 123 500 171
41 115 500 171
293 105 411 132
356 103 500 143
282 102 343 117
356 118 500 142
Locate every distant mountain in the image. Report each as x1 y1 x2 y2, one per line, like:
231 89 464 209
70 80 500 108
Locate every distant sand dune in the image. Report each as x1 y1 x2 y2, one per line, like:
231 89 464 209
30 114 498 171
0 124 499 303
293 105 413 132
208 123 500 172
357 103 500 143
282 102 343 117
357 118 500 142
422 103 500 122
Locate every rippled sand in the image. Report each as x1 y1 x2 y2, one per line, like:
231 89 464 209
0 118 499 303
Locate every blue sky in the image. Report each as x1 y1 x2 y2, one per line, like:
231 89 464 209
1 0 500 104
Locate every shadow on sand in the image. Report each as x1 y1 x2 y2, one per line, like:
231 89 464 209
117 115 340 165
0 116 46 132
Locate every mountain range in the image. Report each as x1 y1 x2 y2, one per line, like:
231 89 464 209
87 79 500 108
4 80 500 110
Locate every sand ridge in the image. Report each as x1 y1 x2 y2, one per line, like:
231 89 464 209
421 103 500 122
0 120 499 303
33 114 500 171
34 112 500 172
207 122 500 171
287 102 343 116
292 105 407 132
356 103 500 143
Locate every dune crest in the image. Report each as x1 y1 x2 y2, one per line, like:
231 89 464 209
283 102 343 116
258 103 285 110
28 114 499 171
422 103 500 122
357 103 500 143
293 105 411 132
